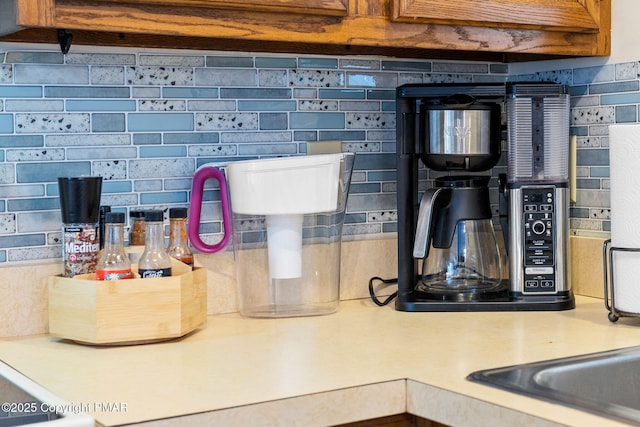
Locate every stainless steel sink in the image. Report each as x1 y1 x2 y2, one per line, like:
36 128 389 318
467 346 640 424
0 360 93 426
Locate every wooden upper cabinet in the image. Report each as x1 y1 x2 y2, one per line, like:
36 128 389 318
3 0 611 61
392 0 602 33
91 0 349 17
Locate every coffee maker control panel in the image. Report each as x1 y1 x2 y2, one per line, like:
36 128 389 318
522 187 556 293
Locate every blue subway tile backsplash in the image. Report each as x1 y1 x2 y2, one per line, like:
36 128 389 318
0 45 624 265
0 86 41 97
0 114 12 133
5 51 63 64
14 64 89 84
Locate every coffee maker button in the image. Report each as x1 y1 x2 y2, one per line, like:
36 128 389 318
532 220 546 235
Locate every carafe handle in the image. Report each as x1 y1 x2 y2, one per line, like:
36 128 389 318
413 188 450 259
188 166 232 253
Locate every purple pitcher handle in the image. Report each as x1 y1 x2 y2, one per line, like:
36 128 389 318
188 166 232 253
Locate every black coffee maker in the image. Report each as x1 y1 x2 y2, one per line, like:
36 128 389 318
395 83 574 311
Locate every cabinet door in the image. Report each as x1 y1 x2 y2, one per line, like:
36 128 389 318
92 0 349 17
7 0 609 59
392 0 602 33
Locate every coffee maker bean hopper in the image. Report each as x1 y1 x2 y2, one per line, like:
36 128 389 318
393 83 574 311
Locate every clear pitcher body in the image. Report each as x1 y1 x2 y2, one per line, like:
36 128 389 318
188 152 355 317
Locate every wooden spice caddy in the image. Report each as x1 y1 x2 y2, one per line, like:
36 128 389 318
48 260 207 345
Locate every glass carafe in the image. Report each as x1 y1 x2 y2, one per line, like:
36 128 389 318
412 176 505 301
418 218 503 300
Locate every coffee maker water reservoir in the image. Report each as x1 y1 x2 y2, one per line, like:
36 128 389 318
502 83 572 301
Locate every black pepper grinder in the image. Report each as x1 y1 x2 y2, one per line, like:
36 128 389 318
57 176 103 277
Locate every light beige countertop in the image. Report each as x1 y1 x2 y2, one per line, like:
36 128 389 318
1 295 640 426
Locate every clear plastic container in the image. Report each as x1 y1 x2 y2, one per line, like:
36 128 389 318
96 212 132 280
138 210 172 278
129 210 146 246
166 207 194 268
232 153 355 318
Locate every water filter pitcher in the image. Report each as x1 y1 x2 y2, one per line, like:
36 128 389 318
189 153 354 317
